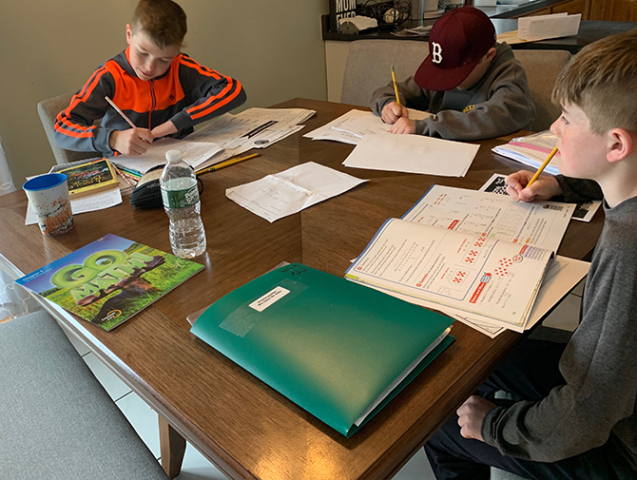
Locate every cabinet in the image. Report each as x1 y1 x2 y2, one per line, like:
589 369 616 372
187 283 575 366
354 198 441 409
513 0 589 18
588 0 637 21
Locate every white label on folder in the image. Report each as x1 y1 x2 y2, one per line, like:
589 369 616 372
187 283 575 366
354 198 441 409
249 286 290 312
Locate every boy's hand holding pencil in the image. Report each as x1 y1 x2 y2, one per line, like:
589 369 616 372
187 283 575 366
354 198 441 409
506 147 562 203
105 96 153 155
381 66 409 124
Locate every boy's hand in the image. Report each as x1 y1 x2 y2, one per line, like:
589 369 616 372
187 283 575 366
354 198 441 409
506 171 563 202
381 102 409 124
456 395 496 441
151 120 178 139
109 128 153 155
390 117 416 135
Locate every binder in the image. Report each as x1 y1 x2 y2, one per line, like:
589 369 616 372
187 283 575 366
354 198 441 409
190 263 454 437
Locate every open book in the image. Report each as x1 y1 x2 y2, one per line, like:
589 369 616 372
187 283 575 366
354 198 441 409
112 107 315 175
346 185 576 332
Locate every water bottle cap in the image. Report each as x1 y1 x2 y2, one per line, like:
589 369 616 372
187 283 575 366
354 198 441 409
165 150 182 163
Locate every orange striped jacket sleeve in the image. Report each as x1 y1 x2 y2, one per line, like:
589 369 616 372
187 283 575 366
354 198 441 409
53 64 118 155
169 55 246 131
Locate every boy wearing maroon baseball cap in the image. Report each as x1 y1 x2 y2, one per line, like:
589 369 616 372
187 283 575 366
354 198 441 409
370 6 534 141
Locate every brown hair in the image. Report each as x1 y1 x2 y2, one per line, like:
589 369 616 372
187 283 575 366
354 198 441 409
131 0 187 48
552 28 637 135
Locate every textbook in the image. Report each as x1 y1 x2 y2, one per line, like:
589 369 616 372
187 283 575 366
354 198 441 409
15 234 204 331
57 158 119 198
346 185 576 332
190 263 454 437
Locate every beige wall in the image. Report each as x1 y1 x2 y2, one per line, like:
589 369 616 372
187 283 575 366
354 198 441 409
0 0 328 185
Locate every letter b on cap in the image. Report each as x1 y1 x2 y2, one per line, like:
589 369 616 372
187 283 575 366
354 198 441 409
431 42 443 64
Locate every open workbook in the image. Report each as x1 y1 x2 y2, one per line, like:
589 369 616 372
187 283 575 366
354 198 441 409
346 185 576 332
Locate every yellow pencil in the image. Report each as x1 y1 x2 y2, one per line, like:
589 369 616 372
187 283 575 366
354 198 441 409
518 147 558 202
196 153 260 176
391 66 401 107
105 96 137 129
527 147 558 188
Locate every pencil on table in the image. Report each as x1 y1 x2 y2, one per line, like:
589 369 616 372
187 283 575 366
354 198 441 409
111 164 136 188
105 96 137 129
518 147 558 202
196 153 260 176
391 66 401 107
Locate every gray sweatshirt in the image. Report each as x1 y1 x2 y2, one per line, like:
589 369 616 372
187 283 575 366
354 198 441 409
482 181 637 474
369 43 534 141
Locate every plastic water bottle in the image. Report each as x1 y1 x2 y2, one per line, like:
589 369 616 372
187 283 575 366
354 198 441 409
160 150 206 258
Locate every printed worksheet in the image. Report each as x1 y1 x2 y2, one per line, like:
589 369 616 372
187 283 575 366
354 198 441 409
226 162 367 223
479 173 602 223
304 108 432 145
402 185 575 253
346 218 552 329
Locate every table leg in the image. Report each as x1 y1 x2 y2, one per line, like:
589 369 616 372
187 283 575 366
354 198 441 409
159 415 187 479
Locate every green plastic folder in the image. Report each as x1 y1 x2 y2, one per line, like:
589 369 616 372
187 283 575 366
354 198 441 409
190 263 454 437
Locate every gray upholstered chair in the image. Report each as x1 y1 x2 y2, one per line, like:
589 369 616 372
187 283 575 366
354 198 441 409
341 39 429 107
37 92 99 165
513 49 571 132
0 310 168 480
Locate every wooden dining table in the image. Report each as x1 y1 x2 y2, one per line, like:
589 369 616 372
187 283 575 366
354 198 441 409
0 98 604 480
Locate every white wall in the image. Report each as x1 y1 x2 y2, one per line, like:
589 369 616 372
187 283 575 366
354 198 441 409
0 0 328 185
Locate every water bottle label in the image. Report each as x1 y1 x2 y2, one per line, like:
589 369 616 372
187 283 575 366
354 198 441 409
161 185 199 209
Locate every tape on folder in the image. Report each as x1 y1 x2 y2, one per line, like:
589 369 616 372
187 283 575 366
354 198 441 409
190 263 454 437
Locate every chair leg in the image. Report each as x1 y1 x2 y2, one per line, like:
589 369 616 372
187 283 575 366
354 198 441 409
159 415 187 479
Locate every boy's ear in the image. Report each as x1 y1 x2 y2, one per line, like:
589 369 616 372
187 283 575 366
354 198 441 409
485 47 497 62
126 24 133 45
606 128 635 164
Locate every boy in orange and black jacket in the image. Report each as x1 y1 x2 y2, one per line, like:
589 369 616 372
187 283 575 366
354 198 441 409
54 0 246 157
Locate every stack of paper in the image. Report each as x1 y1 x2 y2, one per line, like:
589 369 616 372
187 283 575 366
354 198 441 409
518 13 581 42
492 131 560 175
112 107 316 176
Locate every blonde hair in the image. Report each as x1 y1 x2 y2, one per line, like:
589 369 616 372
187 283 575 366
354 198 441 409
552 29 637 135
132 0 187 48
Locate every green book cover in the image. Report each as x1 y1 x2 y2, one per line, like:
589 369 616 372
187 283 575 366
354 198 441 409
191 263 454 437
16 234 204 331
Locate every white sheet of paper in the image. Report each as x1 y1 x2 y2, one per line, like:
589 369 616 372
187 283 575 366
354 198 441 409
25 187 122 225
518 13 581 42
304 109 431 145
343 133 479 177
226 162 367 223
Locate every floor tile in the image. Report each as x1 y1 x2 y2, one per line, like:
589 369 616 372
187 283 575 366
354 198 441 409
175 443 228 480
395 447 436 480
542 293 581 332
572 278 586 297
83 352 132 400
116 391 161 458
59 323 91 356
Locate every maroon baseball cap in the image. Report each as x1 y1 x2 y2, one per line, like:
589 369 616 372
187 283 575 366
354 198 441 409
414 6 496 91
